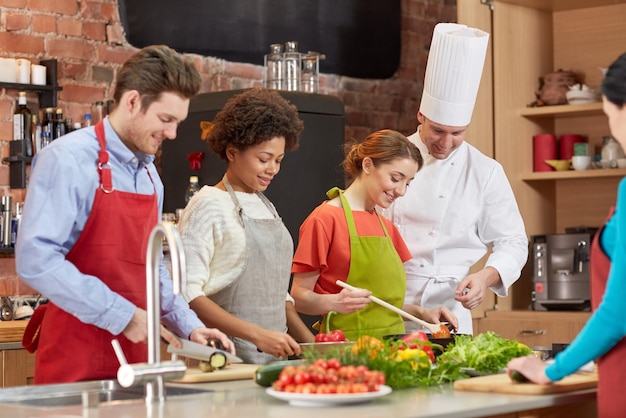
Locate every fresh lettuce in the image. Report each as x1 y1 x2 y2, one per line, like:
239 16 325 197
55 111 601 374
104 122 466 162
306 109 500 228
437 331 532 374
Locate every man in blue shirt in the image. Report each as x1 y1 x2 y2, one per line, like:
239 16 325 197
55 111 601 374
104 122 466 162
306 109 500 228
16 45 233 384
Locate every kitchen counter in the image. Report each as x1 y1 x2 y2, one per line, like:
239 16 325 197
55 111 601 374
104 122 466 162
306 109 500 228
0 378 597 418
0 320 28 343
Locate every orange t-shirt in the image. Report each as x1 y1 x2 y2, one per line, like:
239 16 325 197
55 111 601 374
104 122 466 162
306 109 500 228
291 202 412 295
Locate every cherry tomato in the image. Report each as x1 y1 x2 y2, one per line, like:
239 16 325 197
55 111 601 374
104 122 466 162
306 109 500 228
329 329 346 342
312 359 329 369
293 371 311 385
326 358 341 370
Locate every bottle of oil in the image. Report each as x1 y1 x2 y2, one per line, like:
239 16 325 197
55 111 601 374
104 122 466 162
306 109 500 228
184 176 201 204
13 92 33 156
53 108 66 139
42 108 55 141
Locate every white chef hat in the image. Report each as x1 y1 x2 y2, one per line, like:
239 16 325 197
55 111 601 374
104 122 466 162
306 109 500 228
419 23 490 127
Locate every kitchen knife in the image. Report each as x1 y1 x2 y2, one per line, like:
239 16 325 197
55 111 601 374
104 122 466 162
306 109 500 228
168 338 243 364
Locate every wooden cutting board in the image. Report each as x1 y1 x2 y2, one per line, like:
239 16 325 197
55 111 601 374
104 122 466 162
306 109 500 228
453 371 598 395
172 363 259 383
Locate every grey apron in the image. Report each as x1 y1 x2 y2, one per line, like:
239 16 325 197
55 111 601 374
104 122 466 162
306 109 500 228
209 176 293 364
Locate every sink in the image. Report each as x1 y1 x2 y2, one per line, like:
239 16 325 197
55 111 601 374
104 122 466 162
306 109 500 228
0 379 212 408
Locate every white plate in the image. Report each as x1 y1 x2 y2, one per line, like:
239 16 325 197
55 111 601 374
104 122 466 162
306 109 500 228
266 385 392 407
461 367 506 377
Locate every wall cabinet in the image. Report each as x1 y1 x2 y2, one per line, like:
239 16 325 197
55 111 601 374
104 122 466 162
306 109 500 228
476 310 591 347
1 345 35 387
458 0 626 310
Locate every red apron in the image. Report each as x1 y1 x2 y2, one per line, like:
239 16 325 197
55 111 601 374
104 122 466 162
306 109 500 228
590 207 626 418
22 121 158 384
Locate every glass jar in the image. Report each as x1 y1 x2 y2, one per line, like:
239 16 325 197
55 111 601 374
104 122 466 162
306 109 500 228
301 54 319 93
283 41 301 92
264 43 283 90
601 135 625 168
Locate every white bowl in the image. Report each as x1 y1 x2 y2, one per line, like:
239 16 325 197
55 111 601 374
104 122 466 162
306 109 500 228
566 90 600 105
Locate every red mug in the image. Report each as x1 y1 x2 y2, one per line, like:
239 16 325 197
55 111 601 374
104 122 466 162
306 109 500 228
533 134 557 172
559 134 586 160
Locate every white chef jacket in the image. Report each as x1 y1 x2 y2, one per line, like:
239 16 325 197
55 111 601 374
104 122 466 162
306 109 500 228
382 129 528 334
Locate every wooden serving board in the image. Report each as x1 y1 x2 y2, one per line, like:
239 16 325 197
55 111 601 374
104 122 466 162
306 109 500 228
454 371 598 395
172 363 259 383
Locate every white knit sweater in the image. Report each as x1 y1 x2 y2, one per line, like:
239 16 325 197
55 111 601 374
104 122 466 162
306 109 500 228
178 186 278 302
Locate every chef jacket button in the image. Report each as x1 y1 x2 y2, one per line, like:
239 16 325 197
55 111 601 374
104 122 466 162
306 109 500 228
438 194 445 198
420 263 425 267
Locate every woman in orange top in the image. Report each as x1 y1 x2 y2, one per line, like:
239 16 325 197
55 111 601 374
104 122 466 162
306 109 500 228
291 129 458 340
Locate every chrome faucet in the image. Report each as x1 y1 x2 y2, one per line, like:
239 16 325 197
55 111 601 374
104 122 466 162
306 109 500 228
112 221 187 404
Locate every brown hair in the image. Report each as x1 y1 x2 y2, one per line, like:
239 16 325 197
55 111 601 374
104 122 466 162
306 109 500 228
208 88 304 160
112 45 201 111
343 129 423 179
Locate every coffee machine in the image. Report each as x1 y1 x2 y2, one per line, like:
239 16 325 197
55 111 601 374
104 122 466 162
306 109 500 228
531 232 594 311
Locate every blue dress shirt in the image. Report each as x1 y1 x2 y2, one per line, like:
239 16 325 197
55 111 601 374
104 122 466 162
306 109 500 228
15 117 203 338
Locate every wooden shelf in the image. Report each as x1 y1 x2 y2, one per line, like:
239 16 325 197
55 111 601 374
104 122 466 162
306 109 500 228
519 102 604 118
0 59 61 108
0 82 59 92
496 0 626 12
521 167 626 181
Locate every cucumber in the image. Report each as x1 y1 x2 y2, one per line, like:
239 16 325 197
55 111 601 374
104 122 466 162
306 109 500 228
254 359 307 387
509 370 530 383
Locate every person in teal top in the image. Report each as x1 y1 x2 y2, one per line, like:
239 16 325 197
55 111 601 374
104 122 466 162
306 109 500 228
508 52 626 418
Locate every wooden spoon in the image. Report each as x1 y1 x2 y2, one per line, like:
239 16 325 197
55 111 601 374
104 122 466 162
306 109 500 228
335 280 450 338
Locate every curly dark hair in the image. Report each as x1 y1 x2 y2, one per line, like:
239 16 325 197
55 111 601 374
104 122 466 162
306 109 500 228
208 88 304 160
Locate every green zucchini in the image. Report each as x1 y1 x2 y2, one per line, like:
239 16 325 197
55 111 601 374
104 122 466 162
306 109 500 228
254 359 307 387
509 370 530 383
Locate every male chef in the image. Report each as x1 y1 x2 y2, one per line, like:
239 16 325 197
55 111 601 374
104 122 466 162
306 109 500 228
382 23 528 334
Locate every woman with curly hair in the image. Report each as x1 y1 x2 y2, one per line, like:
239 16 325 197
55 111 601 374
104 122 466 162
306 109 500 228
178 88 314 364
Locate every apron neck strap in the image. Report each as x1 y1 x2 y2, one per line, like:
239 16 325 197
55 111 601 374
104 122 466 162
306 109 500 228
334 188 389 237
95 121 113 193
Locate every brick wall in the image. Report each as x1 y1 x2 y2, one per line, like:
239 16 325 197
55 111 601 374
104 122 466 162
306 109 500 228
0 0 456 297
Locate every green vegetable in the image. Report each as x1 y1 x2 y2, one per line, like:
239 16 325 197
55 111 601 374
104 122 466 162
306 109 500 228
254 360 307 387
302 337 464 389
509 370 530 383
437 331 532 374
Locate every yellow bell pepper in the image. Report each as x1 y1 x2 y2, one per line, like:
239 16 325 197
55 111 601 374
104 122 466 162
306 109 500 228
394 348 431 370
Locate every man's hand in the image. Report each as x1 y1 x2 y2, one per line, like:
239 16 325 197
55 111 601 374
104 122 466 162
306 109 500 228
121 307 184 348
454 267 501 310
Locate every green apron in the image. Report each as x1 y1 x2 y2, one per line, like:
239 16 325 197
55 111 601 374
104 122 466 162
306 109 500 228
322 187 406 340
